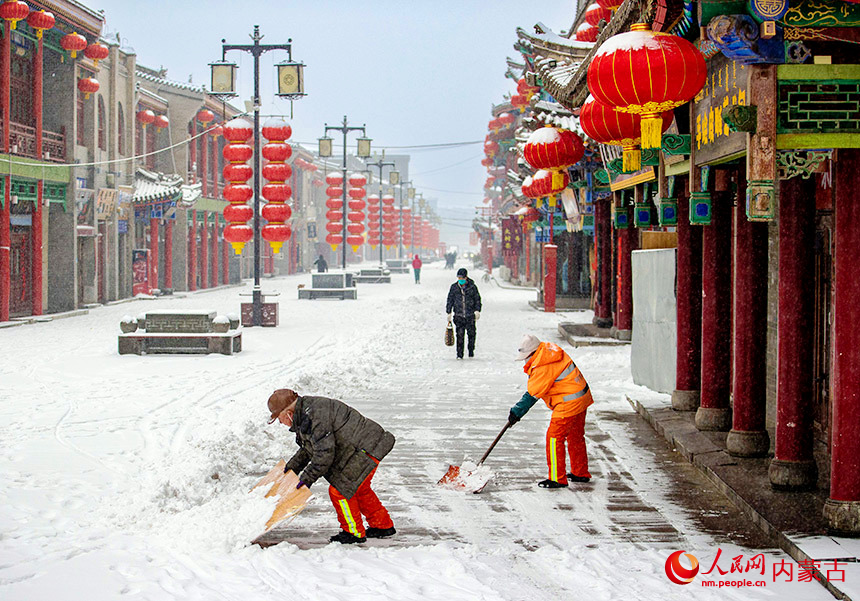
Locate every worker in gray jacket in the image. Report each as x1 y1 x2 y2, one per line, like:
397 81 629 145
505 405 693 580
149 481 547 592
267 388 396 544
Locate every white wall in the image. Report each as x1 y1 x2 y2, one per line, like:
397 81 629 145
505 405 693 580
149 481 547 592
631 248 676 394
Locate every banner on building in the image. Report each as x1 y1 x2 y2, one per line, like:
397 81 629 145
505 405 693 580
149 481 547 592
501 217 522 257
307 221 317 240
96 188 118 220
469 231 479 246
132 249 149 296
75 188 95 228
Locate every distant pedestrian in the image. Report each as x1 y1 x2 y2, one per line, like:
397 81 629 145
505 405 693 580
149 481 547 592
412 254 422 284
507 334 593 488
267 388 397 544
445 268 482 359
314 255 328 273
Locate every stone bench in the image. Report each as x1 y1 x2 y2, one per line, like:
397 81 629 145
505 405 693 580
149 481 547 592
298 272 357 300
353 268 391 284
118 310 242 355
385 259 410 274
298 287 358 300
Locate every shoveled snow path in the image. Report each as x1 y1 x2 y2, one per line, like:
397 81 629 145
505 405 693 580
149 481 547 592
0 261 831 600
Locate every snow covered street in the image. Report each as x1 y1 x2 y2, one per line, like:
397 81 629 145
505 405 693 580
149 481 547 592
0 261 834 600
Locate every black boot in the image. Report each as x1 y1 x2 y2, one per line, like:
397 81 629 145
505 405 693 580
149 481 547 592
566 473 591 483
329 531 366 544
538 479 568 489
365 526 396 539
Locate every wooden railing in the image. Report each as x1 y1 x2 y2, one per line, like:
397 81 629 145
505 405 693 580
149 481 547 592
0 121 66 163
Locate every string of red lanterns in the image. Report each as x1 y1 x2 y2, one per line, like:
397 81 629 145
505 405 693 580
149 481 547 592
221 118 255 254
346 173 367 251
381 193 396 249
324 173 344 250
367 194 380 248
260 117 293 254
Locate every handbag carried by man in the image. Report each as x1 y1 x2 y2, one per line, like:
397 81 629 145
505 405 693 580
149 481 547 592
445 322 455 346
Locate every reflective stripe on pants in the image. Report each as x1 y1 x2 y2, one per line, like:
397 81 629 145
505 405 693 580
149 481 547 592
545 410 590 484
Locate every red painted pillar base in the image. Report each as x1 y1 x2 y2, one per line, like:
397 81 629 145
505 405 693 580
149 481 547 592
616 209 635 341
769 176 818 491
727 181 770 457
149 218 159 293
164 220 173 291
824 149 860 533
696 193 733 432
673 186 702 411
544 244 557 313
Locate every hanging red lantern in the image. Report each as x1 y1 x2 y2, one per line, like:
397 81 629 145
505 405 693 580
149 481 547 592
523 126 584 171
84 42 109 68
326 173 343 185
222 117 254 254
27 9 54 39
325 233 343 247
261 142 291 162
260 117 293 254
61 32 88 58
481 158 493 167
211 125 224 138
197 109 215 124
587 23 706 148
484 140 499 157
585 3 612 26
517 78 539 97
0 1 29 30
325 171 345 250
367 194 380 248
597 0 624 10
575 23 598 42
498 112 515 126
136 109 155 127
153 115 170 129
510 94 530 113
77 77 99 99
522 206 540 223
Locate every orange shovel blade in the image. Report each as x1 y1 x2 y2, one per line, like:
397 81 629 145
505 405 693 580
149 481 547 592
438 465 466 487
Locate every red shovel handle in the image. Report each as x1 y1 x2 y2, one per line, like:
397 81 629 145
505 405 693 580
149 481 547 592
478 422 511 466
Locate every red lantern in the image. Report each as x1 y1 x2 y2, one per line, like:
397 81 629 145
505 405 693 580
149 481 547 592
326 233 343 248
326 210 343 222
77 77 99 99
499 112 515 126
261 118 294 253
484 140 499 157
349 199 366 211
261 117 292 142
517 78 539 97
222 118 254 254
197 109 215 124
136 109 155 127
0 1 29 30
587 23 706 148
523 126 584 171
84 42 109 68
326 173 344 186
211 125 224 138
27 10 54 39
153 115 169 129
261 143 291 162
597 0 624 10
510 94 529 113
325 199 343 211
262 203 291 223
522 207 540 223
262 162 292 182
481 157 493 167
262 183 292 203
585 3 612 26
61 32 88 58
348 173 367 187
348 187 366 200
575 23 598 42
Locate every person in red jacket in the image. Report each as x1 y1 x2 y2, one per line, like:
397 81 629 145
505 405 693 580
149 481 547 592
411 254 422 284
507 334 593 488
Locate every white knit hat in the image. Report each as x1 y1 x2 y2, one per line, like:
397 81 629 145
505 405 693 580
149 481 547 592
515 334 541 361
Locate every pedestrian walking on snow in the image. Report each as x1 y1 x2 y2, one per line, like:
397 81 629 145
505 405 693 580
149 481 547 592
313 254 328 273
267 389 396 544
412 254 422 284
446 268 482 359
507 335 593 488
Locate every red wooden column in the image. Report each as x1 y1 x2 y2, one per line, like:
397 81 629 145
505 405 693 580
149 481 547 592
164 220 173 290
543 244 557 313
673 182 702 411
727 174 770 456
696 188 733 431
188 210 197 291
616 197 636 340
149 218 159 292
189 121 197 182
769 176 817 490
221 221 229 285
524 224 531 282
201 128 208 198
824 149 860 533
594 196 613 328
32 28 44 315
200 211 208 289
210 220 218 286
1 20 11 322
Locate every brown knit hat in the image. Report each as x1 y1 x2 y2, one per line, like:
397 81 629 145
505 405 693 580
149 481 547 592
267 389 298 424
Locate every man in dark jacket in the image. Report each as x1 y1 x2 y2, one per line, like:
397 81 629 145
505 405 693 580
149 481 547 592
268 389 396 544
446 267 482 359
313 255 328 273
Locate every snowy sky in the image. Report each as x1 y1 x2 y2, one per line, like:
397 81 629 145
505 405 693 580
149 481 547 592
85 0 577 250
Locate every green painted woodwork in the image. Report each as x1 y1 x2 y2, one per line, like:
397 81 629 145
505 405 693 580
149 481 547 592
666 159 691 176
641 148 660 166
746 180 775 221
724 105 758 132
781 0 860 27
690 192 713 225
595 170 611 186
662 134 691 156
778 65 860 80
658 198 679 226
776 133 860 149
0 155 70 184
194 196 228 213
634 203 652 228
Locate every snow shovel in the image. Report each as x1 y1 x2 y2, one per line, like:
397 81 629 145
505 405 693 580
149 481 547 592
438 421 511 493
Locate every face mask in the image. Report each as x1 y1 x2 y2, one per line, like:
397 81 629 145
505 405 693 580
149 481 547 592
458 279 466 285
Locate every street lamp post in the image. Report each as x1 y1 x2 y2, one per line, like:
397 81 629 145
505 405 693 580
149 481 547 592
319 116 371 270
365 153 397 266
398 180 412 259
210 25 305 326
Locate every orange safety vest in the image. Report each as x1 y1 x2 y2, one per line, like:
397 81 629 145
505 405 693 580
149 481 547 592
524 342 593 418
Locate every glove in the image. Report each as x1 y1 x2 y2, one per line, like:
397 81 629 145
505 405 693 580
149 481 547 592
283 464 289 474
508 410 521 426
447 313 453 323
297 480 308 489
474 311 480 321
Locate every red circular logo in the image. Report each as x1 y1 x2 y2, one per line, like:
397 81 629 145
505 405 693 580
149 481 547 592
665 550 699 585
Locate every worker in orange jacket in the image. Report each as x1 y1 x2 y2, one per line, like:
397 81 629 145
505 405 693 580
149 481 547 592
508 334 593 488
